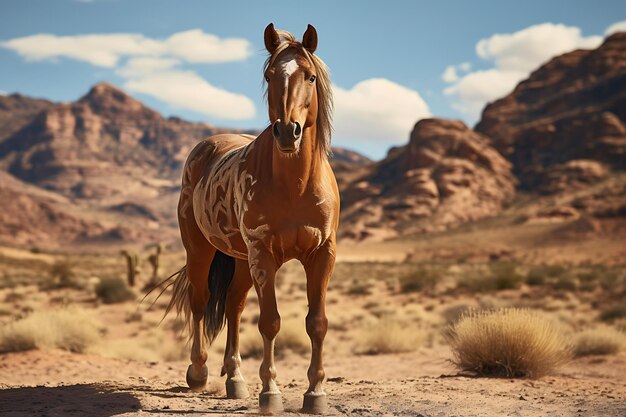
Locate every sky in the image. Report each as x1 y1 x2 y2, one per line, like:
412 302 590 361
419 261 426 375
1 0 625 159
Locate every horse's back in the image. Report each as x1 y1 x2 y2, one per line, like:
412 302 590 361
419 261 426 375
181 133 255 259
183 134 254 185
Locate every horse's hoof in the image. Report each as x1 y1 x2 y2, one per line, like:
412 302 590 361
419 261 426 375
259 391 283 414
225 376 249 399
186 364 208 392
302 391 327 414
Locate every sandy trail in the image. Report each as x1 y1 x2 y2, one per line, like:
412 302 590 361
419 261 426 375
1 348 624 416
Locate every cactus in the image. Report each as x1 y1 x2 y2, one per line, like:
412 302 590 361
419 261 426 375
147 243 163 286
120 250 140 287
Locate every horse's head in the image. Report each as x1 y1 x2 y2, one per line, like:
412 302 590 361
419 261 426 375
263 23 331 155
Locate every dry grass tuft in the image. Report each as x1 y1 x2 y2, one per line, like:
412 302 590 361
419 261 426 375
573 327 624 357
276 319 309 357
95 277 135 304
398 266 443 293
0 307 101 353
446 308 571 378
354 318 423 355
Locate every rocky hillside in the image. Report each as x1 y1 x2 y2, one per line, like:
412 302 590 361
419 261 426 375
0 93 52 143
0 83 253 248
476 33 626 193
339 119 515 240
0 83 240 200
0 84 370 248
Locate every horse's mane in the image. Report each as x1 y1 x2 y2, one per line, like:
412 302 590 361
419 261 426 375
263 30 333 157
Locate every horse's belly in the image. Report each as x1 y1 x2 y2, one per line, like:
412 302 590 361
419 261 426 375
207 231 248 259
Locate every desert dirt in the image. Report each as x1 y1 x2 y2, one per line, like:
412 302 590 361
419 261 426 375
0 232 625 417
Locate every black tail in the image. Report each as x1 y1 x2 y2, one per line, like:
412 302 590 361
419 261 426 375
205 250 235 344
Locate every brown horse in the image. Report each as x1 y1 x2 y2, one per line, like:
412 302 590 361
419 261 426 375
165 23 339 414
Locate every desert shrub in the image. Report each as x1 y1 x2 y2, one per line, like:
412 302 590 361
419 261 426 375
599 305 626 323
489 262 524 290
573 327 624 356
577 271 599 292
239 330 263 359
458 263 523 292
398 266 442 293
442 303 473 324
346 280 371 296
354 318 423 355
0 307 100 353
276 319 309 357
446 308 571 378
525 264 568 286
40 260 83 290
95 277 135 304
551 275 578 291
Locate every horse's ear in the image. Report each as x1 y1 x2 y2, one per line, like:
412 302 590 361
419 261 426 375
264 23 280 54
302 24 318 53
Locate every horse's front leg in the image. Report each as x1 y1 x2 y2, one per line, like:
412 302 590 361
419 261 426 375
249 247 283 413
302 239 336 414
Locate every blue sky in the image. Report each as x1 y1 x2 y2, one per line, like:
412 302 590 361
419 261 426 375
1 0 625 159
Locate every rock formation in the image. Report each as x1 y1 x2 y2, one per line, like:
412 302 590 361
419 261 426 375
340 119 515 240
476 33 626 192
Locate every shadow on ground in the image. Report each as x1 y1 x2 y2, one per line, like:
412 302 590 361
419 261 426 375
0 384 141 417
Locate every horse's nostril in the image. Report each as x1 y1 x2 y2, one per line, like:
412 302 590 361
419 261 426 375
293 122 302 138
272 122 280 138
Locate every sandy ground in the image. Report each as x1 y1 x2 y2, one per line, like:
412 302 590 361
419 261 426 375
1 347 625 416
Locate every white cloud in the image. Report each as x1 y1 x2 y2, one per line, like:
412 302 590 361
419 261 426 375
164 30 251 63
458 62 472 72
605 20 626 36
444 69 526 117
2 29 257 120
442 62 472 83
444 23 603 121
334 78 430 148
116 57 180 78
1 33 161 67
124 70 255 120
442 66 459 83
0 30 252 67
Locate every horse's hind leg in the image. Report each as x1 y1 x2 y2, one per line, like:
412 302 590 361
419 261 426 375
185 253 215 391
178 192 216 391
221 258 253 399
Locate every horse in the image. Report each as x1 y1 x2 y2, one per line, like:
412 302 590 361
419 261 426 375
164 23 339 414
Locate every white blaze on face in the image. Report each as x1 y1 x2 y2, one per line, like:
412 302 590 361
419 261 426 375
280 58 299 90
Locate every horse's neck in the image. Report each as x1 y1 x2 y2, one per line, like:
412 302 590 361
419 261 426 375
260 126 324 197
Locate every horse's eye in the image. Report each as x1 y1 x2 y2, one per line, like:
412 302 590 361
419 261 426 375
265 75 270 82
309 75 316 83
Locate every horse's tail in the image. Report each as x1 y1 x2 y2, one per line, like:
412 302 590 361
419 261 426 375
162 250 235 344
205 250 235 343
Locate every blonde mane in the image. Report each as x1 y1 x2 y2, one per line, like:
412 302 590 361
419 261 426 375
263 30 333 157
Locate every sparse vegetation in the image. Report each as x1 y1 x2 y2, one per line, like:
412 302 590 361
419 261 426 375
458 262 523 292
95 277 135 304
446 308 571 378
0 307 101 353
239 330 263 359
346 280 371 296
573 327 624 356
398 266 443 293
599 305 626 323
354 318 423 355
40 260 83 290
276 319 309 357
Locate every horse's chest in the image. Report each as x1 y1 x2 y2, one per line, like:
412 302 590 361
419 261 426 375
242 206 330 262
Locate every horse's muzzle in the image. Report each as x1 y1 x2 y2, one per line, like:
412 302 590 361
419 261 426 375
272 120 302 152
